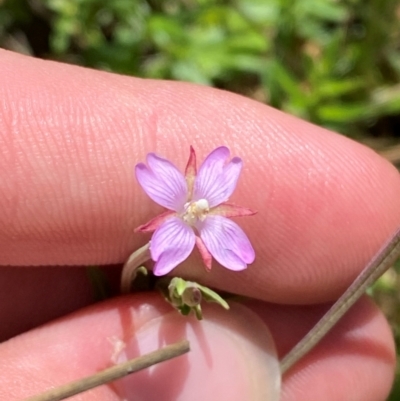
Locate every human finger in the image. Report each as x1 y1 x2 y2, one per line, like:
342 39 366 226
1 50 399 304
0 293 393 401
0 294 280 401
246 296 395 401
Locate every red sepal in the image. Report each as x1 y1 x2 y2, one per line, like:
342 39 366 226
135 210 175 232
210 202 256 218
195 236 212 271
185 146 197 199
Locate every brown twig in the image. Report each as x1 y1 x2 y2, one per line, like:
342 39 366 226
280 227 400 374
22 339 190 401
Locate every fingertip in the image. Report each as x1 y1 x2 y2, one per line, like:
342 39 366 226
0 294 280 401
1 50 400 309
115 301 280 401
246 296 396 401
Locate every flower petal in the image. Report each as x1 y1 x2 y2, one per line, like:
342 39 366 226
150 217 195 275
193 147 242 207
197 215 255 271
135 153 187 211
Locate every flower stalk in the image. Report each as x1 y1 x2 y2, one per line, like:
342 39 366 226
120 243 151 293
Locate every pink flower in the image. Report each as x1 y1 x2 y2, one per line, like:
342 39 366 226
135 146 256 276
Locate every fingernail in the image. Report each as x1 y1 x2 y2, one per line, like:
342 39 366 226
114 301 280 401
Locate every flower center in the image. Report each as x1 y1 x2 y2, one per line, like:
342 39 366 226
182 198 209 226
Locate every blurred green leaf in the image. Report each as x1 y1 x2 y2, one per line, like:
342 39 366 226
372 85 400 115
317 79 365 98
317 102 371 123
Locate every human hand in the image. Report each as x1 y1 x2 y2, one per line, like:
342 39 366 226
1 49 399 401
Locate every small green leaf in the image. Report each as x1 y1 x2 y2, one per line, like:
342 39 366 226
196 284 230 310
316 103 371 123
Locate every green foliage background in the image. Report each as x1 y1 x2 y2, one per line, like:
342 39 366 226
1 0 400 399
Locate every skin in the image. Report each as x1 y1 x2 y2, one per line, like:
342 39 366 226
0 49 400 400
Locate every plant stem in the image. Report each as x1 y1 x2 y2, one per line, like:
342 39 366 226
120 242 151 293
23 339 190 401
280 227 400 374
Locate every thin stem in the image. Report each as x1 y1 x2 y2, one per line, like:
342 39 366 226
280 227 400 375
120 242 151 293
23 340 190 401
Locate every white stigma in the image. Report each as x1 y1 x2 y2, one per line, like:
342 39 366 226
183 198 210 225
